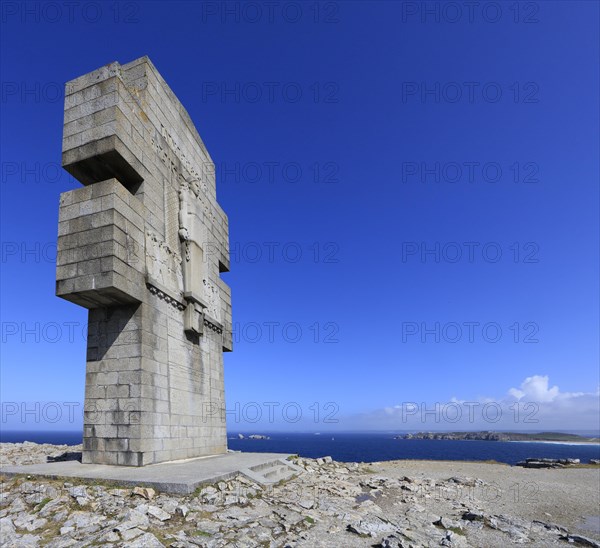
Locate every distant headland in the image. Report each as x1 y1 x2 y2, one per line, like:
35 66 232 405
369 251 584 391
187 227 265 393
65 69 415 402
396 431 600 443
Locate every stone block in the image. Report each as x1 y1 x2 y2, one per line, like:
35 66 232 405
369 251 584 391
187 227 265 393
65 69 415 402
56 179 145 308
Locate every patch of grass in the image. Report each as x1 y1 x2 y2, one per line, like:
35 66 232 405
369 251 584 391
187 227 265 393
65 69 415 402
449 526 465 536
85 478 125 489
362 466 377 474
304 516 315 525
43 475 131 492
39 521 64 547
193 530 212 537
274 477 294 488
197 510 215 520
35 497 52 512
149 528 171 545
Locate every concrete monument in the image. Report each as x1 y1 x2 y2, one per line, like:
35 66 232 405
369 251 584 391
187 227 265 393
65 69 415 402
56 57 232 466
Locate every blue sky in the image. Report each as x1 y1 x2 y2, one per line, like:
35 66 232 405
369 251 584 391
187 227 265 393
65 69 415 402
1 1 598 433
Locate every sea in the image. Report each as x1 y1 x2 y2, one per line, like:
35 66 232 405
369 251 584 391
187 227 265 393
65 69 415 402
2 431 599 465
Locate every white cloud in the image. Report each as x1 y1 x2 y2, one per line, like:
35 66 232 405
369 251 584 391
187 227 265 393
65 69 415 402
347 375 600 432
508 375 560 402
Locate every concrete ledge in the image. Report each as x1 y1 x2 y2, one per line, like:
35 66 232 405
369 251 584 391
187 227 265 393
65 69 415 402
0 452 293 495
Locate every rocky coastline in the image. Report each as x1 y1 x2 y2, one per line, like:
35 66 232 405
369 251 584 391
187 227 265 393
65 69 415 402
397 432 600 443
1 442 599 547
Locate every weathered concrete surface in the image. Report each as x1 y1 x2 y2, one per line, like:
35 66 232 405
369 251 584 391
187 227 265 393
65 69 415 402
55 57 232 466
0 453 297 495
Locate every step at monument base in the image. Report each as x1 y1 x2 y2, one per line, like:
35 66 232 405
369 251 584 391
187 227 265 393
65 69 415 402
0 452 301 494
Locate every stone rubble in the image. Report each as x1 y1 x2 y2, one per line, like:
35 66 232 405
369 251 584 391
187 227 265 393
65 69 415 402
515 458 589 469
1 442 599 547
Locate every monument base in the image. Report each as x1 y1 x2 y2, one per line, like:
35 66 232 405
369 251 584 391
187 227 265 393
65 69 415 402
0 452 302 494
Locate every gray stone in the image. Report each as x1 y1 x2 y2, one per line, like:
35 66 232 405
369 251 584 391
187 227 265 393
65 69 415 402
1 533 41 547
347 515 398 538
433 516 462 530
19 482 42 494
120 508 150 529
0 516 15 535
223 495 240 505
147 505 170 521
121 527 144 540
559 534 600 547
100 530 121 542
195 519 222 535
67 485 87 499
13 514 48 532
160 499 179 514
297 498 314 510
52 509 69 523
123 532 165 547
56 57 232 466
108 488 129 497
62 510 105 530
175 504 189 518
375 534 403 548
132 487 155 500
461 510 485 522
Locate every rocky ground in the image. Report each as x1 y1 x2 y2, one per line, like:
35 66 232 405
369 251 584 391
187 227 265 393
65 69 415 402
1 442 599 547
